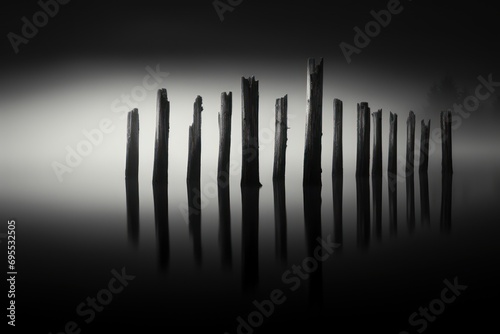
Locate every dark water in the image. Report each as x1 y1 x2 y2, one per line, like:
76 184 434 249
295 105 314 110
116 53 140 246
8 154 500 333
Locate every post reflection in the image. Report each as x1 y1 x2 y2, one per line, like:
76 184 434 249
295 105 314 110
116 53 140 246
153 181 169 272
273 180 287 266
125 177 139 247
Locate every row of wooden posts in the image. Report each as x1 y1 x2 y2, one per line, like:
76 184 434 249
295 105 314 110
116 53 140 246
125 58 454 185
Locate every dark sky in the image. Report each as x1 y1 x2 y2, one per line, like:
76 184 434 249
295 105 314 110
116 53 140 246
1 0 499 73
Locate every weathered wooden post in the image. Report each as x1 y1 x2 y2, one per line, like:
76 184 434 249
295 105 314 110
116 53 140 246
332 98 343 176
125 108 139 180
388 112 398 176
441 110 453 174
303 58 323 186
218 92 232 186
153 89 170 184
356 102 371 177
187 96 203 186
406 111 416 176
371 109 382 176
273 95 288 181
241 77 261 187
419 120 431 173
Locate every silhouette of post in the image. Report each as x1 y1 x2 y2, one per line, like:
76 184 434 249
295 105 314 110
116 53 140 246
406 111 416 176
218 92 232 186
356 102 371 177
153 89 170 184
273 95 288 181
187 96 202 186
419 120 431 173
303 58 323 186
388 112 398 176
125 108 139 180
241 77 261 186
441 110 453 174
332 98 343 176
372 109 382 176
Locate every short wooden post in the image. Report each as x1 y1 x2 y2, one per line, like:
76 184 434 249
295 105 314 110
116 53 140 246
273 95 288 181
371 109 382 176
125 108 139 180
218 92 232 186
187 96 203 186
303 58 323 186
356 102 371 177
153 89 170 184
332 98 343 176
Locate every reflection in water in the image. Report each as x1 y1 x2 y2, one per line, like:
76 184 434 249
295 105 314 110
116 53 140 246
303 185 323 308
242 186 259 292
372 175 382 240
273 180 287 266
356 177 370 249
153 181 169 271
419 172 430 226
187 183 202 266
388 174 398 236
332 176 343 250
125 177 139 247
218 184 232 269
406 175 415 234
441 174 453 234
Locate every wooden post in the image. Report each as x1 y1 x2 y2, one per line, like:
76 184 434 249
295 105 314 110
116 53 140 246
406 111 416 176
332 99 343 176
371 109 382 176
356 102 371 177
187 96 203 186
441 110 453 174
303 58 323 186
153 89 170 184
388 112 398 176
218 92 232 186
419 120 431 173
125 108 139 180
273 95 288 181
241 77 261 187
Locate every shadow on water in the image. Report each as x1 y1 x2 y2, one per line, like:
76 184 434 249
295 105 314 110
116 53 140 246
153 181 169 272
218 183 232 270
356 177 370 249
273 180 288 266
419 172 430 227
332 176 343 250
125 177 139 247
241 185 259 292
441 174 453 234
303 185 323 309
372 175 382 241
406 174 415 234
388 174 398 236
187 181 202 266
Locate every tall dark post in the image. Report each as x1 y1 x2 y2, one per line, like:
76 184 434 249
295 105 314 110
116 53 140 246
187 96 203 186
332 98 343 176
406 111 416 176
356 102 371 177
303 58 323 186
273 95 288 181
218 92 232 186
419 120 431 173
441 110 453 174
125 108 139 180
388 112 398 176
153 89 170 184
372 109 382 176
241 77 261 187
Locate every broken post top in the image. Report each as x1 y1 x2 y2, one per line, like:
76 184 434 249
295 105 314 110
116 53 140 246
407 110 415 123
390 112 397 123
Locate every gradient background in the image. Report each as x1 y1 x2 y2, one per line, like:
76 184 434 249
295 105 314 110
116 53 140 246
1 0 500 333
